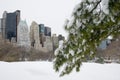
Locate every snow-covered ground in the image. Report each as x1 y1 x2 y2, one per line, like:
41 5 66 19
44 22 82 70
0 61 120 80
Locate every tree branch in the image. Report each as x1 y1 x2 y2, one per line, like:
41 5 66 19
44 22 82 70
90 0 102 13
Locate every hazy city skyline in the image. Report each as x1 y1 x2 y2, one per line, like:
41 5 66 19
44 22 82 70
0 0 81 38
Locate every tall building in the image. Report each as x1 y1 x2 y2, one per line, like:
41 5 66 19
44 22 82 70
2 10 20 41
58 34 65 41
0 19 2 34
52 34 59 52
17 20 30 47
30 21 42 50
39 24 45 33
98 39 111 50
44 36 53 51
44 27 51 36
39 24 45 47
1 11 7 39
0 19 4 42
15 10 20 26
99 40 107 50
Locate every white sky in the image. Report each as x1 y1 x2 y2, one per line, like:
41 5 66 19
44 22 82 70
0 0 81 37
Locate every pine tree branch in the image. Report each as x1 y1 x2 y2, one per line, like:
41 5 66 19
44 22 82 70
90 0 102 13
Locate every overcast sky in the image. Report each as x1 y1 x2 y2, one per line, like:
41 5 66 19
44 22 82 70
0 0 81 37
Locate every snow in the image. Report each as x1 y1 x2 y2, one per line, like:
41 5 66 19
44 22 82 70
54 40 64 56
101 0 109 14
67 16 75 27
0 61 120 80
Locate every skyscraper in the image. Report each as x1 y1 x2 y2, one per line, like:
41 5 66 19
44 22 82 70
2 11 7 39
39 24 45 33
39 24 45 47
44 27 51 36
2 10 20 41
30 21 42 50
0 19 2 34
17 20 30 47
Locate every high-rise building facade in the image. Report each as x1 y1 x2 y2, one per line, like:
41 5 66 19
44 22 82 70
58 34 65 41
44 27 51 36
17 20 30 47
30 21 42 50
44 36 53 51
39 24 45 47
2 10 20 41
15 10 20 26
52 34 59 52
39 24 45 33
0 19 2 34
1 11 7 39
98 39 111 50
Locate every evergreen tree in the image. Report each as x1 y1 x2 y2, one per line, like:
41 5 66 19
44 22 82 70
54 0 120 76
